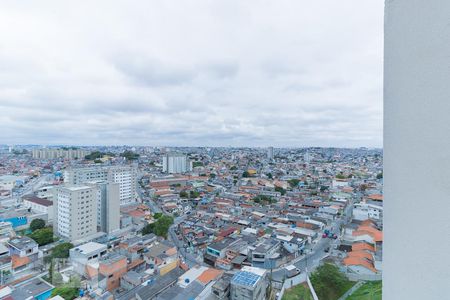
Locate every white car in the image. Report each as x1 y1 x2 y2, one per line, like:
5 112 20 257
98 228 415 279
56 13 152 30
285 265 301 278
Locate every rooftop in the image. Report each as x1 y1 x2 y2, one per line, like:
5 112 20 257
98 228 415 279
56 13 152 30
136 268 185 300
11 278 53 299
7 236 37 250
23 195 53 207
231 271 261 287
71 241 107 255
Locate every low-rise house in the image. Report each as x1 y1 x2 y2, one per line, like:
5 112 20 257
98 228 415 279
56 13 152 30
135 267 185 300
121 270 149 290
205 238 234 265
156 266 223 300
0 243 11 277
69 242 108 278
251 239 281 269
7 236 39 273
98 253 127 292
275 234 305 254
144 240 178 276
212 273 233 299
0 222 14 242
343 254 378 275
318 205 340 219
10 277 54 300
230 266 267 300
22 195 54 223
353 202 383 221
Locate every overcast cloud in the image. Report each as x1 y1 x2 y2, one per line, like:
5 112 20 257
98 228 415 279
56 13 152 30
0 0 383 147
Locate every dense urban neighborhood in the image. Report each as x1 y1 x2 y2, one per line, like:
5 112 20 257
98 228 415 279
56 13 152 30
0 145 383 300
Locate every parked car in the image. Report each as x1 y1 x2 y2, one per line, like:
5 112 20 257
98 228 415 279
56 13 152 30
285 265 301 278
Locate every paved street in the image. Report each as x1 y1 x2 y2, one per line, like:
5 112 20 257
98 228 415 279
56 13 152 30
0 174 52 206
271 199 354 282
138 172 356 282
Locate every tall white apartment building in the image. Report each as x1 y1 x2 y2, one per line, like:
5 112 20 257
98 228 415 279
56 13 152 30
162 153 192 174
89 181 120 235
64 165 137 205
32 148 89 160
53 185 98 242
267 147 274 160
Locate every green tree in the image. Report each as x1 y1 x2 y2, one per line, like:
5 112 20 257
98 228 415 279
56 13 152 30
120 150 139 160
30 218 46 232
252 195 276 204
376 172 383 179
179 191 188 198
242 171 250 178
189 190 200 198
53 272 64 286
266 173 273 179
230 166 237 171
48 260 54 283
335 173 346 179
51 286 78 300
52 243 74 259
275 186 286 195
28 227 54 246
192 161 203 168
288 179 300 188
142 223 155 235
153 212 163 219
209 173 216 179
320 185 329 192
152 215 174 238
310 263 353 300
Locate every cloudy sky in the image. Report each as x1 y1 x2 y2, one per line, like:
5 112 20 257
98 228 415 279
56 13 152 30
0 1 383 148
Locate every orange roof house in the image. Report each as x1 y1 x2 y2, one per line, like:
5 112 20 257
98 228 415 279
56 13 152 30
347 250 374 261
368 194 383 201
352 242 375 252
197 268 223 285
343 257 378 274
11 255 30 269
353 223 383 243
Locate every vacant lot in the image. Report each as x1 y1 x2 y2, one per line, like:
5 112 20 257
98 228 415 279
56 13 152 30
347 281 382 300
282 283 313 300
310 263 355 300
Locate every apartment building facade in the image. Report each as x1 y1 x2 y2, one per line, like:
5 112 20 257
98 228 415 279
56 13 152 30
64 165 137 205
90 181 120 235
53 185 98 241
32 148 89 160
162 153 192 174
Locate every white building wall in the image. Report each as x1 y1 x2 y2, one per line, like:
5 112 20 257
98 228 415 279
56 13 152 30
64 166 136 205
54 186 98 241
385 1 450 299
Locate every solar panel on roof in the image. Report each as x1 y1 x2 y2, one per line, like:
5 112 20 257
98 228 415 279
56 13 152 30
231 271 261 287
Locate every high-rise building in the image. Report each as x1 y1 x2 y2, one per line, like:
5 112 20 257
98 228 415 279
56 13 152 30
64 165 137 205
304 152 312 163
267 147 274 160
32 148 89 160
230 266 267 300
162 152 192 174
89 181 120 235
53 185 98 241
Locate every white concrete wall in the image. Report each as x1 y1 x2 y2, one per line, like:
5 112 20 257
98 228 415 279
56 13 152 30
384 0 450 299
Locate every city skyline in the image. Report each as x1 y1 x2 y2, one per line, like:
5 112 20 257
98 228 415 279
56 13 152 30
0 1 383 148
